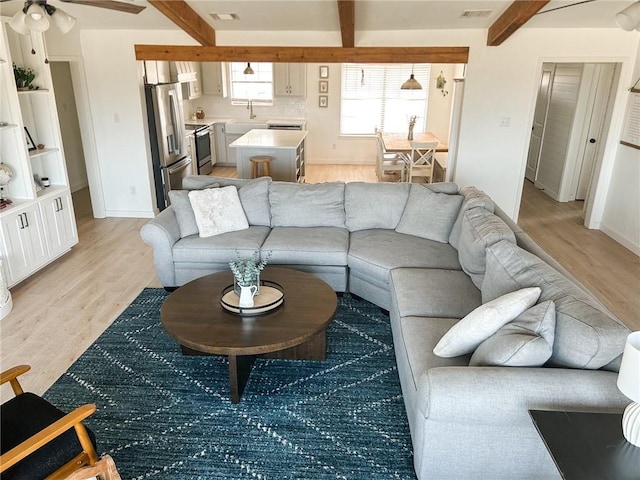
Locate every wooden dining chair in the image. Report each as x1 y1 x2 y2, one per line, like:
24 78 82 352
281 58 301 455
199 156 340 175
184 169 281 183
376 131 407 182
0 365 121 480
407 140 438 183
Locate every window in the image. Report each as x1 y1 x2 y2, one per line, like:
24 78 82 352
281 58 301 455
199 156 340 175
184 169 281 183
340 64 431 135
229 62 273 104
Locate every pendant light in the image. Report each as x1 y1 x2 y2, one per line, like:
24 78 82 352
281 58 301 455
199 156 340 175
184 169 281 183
243 63 255 75
401 64 422 90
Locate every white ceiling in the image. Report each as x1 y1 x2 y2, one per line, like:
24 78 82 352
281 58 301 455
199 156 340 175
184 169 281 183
0 0 634 32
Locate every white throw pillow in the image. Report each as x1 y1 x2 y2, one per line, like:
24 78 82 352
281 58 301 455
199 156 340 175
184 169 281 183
433 287 542 358
188 186 249 238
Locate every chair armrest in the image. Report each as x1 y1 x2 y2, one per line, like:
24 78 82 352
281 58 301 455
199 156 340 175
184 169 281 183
0 403 97 472
0 365 30 395
417 366 628 426
140 207 181 287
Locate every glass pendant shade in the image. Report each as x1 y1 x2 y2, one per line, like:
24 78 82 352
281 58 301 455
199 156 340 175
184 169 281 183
243 63 255 75
401 74 422 90
9 10 29 35
24 3 50 32
51 8 77 34
615 1 640 31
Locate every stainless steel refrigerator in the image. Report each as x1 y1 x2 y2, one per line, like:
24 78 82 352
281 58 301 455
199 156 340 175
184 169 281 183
145 82 192 211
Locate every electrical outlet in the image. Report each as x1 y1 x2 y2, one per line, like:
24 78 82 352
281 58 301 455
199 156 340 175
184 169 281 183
114 113 120 123
499 117 511 127
130 186 136 195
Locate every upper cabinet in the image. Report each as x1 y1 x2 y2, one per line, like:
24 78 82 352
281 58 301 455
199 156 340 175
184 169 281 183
144 60 170 84
170 61 202 99
201 62 228 97
274 63 306 97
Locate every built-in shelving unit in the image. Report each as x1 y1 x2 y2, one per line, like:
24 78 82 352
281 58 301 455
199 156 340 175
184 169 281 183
0 22 78 288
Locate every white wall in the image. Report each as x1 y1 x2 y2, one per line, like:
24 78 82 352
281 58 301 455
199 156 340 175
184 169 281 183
47 26 639 256
600 41 640 256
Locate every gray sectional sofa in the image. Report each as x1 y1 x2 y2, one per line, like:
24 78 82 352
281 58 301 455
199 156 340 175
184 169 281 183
141 175 630 479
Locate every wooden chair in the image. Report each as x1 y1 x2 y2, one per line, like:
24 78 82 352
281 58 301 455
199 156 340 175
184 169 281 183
376 131 407 182
0 365 121 480
407 140 437 183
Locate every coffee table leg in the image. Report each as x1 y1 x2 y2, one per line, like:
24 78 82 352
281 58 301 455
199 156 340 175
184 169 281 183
228 355 256 403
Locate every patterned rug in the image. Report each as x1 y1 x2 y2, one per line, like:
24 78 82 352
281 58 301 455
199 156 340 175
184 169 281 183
45 288 415 479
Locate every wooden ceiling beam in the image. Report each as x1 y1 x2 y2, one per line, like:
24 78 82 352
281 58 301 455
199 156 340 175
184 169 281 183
487 0 550 46
338 1 355 48
148 0 216 46
134 45 469 64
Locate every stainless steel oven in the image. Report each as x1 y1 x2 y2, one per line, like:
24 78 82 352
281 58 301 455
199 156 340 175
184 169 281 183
187 124 213 175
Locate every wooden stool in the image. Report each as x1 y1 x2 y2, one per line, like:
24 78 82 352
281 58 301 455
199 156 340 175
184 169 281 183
250 156 273 178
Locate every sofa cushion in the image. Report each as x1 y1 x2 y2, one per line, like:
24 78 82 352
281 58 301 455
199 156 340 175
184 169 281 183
398 317 470 391
395 184 463 243
269 182 346 228
434 287 541 358
168 187 215 238
188 186 249 238
470 300 556 367
483 240 630 370
261 227 349 266
458 207 516 289
449 186 495 249
390 268 481 319
182 176 272 227
172 226 271 263
344 182 410 231
348 229 461 290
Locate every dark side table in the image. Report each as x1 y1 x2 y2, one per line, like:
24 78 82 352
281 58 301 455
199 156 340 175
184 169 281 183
529 410 640 480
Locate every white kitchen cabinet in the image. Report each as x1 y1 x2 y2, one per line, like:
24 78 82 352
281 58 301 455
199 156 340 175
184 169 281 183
274 63 306 97
144 60 170 84
201 62 228 97
0 23 78 287
171 61 202 99
0 203 48 285
214 123 228 165
39 190 78 259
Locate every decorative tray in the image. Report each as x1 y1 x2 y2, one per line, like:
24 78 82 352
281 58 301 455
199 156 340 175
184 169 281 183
220 280 284 316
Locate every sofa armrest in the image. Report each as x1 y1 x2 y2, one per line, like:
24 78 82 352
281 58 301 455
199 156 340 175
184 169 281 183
417 366 628 426
140 207 181 287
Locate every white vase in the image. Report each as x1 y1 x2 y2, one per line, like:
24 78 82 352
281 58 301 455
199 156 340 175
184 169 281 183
238 285 258 308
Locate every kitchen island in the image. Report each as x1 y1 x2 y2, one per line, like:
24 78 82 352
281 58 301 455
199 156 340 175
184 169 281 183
229 129 307 182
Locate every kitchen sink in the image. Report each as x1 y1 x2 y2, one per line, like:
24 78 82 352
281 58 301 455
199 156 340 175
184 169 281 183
225 122 268 135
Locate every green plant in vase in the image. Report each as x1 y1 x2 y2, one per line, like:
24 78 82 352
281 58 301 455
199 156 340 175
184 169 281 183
229 251 270 297
13 64 37 90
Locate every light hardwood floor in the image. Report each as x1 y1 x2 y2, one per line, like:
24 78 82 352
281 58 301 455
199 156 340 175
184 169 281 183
2 168 638 401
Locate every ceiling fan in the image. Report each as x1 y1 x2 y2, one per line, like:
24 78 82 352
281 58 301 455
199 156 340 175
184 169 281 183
3 0 146 35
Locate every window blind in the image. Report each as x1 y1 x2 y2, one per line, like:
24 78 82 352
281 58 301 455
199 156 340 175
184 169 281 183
340 64 430 135
229 62 274 103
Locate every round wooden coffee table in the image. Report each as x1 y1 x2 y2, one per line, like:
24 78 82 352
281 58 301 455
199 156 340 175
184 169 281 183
160 267 337 403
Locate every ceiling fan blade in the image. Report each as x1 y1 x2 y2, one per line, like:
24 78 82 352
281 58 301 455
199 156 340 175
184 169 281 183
59 0 146 14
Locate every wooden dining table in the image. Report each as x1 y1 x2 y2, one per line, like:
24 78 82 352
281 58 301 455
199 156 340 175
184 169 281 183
381 132 448 153
381 132 449 182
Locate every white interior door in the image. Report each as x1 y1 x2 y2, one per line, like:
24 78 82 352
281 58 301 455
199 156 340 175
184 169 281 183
526 64 554 182
575 64 616 201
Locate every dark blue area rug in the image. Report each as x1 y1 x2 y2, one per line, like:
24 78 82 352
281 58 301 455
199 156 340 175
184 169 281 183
45 288 415 479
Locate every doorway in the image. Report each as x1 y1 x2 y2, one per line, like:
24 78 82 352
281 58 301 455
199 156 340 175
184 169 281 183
522 61 620 224
49 57 105 219
50 61 91 218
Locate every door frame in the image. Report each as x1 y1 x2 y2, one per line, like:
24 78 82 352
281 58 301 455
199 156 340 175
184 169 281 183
48 55 106 219
519 56 632 229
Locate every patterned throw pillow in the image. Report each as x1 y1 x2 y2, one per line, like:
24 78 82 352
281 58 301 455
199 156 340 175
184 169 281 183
188 186 249 238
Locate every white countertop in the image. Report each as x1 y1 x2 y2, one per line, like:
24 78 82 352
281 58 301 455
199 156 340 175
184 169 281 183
229 129 307 149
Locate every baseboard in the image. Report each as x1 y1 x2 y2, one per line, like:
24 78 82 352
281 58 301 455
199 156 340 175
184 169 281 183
104 210 155 218
599 224 640 257
70 180 89 193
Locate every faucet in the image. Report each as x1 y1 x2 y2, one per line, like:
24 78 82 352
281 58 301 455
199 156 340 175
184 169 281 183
247 100 256 119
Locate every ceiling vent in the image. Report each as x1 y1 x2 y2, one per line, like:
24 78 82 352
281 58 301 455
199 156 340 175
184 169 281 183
209 13 239 21
460 9 493 18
